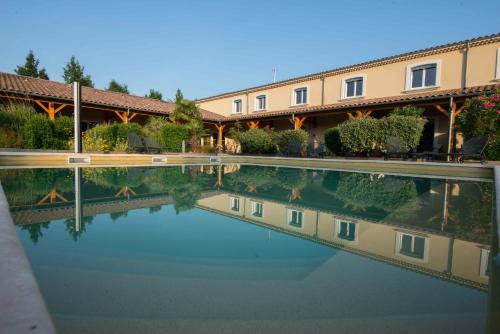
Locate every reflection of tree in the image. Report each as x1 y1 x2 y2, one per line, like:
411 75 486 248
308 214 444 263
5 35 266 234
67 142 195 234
334 173 419 214
277 168 307 202
83 167 144 190
149 205 162 214
19 222 50 244
322 171 341 195
110 211 127 221
447 182 493 243
225 166 278 193
64 216 93 241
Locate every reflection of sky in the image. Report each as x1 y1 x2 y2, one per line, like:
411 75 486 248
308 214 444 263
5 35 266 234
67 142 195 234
17 205 487 334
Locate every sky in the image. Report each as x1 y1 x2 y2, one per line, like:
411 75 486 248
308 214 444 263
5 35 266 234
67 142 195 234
1 0 499 100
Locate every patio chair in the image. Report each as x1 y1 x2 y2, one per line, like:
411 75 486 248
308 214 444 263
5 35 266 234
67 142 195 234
144 136 162 153
317 143 327 158
457 136 489 164
384 137 409 160
286 140 302 157
306 143 316 157
127 133 146 152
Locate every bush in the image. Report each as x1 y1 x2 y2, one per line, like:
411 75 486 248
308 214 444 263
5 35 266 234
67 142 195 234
276 129 308 154
0 103 36 131
143 116 171 144
391 105 425 117
53 116 74 150
159 123 191 150
83 122 143 152
338 116 425 153
22 114 55 149
233 128 277 154
324 127 342 154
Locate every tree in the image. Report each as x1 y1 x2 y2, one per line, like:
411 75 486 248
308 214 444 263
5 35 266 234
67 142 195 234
145 89 162 100
175 88 184 103
62 56 94 87
15 50 49 79
106 80 129 94
169 89 202 124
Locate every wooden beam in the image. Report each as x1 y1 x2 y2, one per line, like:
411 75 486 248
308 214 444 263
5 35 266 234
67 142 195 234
128 112 138 122
293 116 306 129
213 123 225 149
247 121 259 129
347 110 372 120
113 110 127 123
434 104 449 117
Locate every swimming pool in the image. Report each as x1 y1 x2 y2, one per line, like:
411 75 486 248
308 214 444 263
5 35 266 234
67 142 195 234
1 165 495 333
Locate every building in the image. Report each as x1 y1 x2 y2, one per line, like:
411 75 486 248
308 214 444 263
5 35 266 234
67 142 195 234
197 33 500 153
0 33 499 152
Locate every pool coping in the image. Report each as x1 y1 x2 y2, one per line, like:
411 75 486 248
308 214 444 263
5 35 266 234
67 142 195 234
0 182 57 334
0 152 495 179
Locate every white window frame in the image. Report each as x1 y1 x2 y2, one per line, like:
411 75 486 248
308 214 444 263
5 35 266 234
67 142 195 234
229 196 240 212
291 86 309 106
395 231 429 262
405 60 441 91
254 94 267 112
496 48 500 80
251 200 264 218
334 217 358 243
480 248 490 279
341 74 366 99
232 99 243 114
287 208 304 229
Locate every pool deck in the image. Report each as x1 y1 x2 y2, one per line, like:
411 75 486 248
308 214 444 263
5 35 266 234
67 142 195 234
0 151 496 179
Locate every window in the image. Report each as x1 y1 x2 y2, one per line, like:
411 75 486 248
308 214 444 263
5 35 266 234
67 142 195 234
255 95 267 111
288 209 303 228
480 248 491 278
343 77 364 98
294 87 308 105
406 61 440 90
230 197 240 212
233 99 242 113
496 48 500 80
396 232 427 260
251 201 263 217
336 219 356 241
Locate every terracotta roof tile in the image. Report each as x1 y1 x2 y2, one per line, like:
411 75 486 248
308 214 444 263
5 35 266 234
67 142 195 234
0 72 224 122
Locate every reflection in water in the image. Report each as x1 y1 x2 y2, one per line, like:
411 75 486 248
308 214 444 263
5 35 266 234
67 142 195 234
0 165 496 333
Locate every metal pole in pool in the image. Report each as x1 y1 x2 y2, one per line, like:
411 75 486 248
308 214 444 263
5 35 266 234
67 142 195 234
73 82 82 153
74 167 82 232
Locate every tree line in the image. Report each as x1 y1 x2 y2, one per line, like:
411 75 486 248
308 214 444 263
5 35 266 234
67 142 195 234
14 50 164 100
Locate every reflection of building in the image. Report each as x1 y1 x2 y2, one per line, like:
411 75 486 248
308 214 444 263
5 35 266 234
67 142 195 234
197 193 490 291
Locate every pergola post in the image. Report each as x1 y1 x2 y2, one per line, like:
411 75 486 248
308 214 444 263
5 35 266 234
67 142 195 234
73 82 82 153
290 115 306 129
214 123 225 150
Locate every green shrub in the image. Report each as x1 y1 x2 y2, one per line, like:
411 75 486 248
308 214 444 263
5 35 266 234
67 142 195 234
159 123 191 150
143 116 171 144
233 128 277 154
22 114 55 149
391 105 425 117
276 129 308 154
324 127 342 154
83 122 143 152
0 103 36 131
52 116 74 150
338 116 425 153
485 137 500 161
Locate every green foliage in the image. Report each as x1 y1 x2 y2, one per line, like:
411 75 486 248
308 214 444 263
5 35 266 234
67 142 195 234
324 127 342 154
159 123 191 150
15 50 49 79
0 102 36 131
456 91 500 160
22 114 55 149
83 122 142 152
143 116 171 144
175 88 184 103
145 89 163 100
391 105 425 117
106 79 129 94
62 56 94 87
276 129 308 154
338 116 425 153
233 128 277 154
170 95 202 124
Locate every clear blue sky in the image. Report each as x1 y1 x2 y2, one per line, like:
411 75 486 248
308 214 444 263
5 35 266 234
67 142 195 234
1 0 499 100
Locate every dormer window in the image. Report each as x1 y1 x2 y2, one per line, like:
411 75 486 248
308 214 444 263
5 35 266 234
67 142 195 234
255 95 267 111
233 99 242 113
406 61 440 90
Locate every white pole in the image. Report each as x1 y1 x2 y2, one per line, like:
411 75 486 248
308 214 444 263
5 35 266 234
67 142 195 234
73 82 81 153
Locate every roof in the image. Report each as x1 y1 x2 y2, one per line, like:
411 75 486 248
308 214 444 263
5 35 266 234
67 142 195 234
197 32 500 102
0 72 224 122
225 84 500 121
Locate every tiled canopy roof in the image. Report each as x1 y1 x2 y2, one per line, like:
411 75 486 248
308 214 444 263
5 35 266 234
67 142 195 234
0 72 224 122
226 84 500 121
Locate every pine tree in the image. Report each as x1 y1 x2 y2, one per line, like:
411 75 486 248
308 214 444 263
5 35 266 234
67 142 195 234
145 89 162 100
62 56 94 87
106 80 129 94
15 50 49 79
175 88 184 103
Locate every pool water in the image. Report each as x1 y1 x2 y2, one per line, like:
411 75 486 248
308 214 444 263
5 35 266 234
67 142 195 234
0 165 496 334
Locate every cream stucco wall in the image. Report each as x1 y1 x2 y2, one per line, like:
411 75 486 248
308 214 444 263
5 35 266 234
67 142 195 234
198 40 500 117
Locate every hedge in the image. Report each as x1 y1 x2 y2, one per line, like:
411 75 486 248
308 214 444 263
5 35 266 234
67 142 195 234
159 123 191 150
324 127 342 154
233 128 276 154
83 122 143 152
276 129 308 154
338 115 425 153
